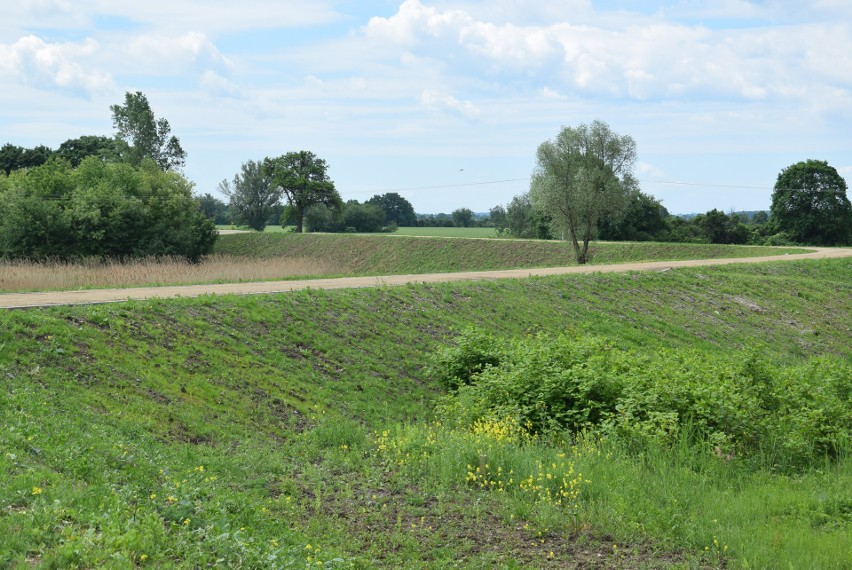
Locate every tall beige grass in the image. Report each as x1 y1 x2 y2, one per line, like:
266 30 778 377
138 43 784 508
0 255 348 292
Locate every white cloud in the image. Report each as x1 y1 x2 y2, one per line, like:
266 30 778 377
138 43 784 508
419 89 480 118
363 1 852 107
125 32 230 75
0 35 113 94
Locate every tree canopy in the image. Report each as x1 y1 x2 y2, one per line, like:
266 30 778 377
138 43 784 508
264 151 342 233
530 120 637 263
110 91 187 171
770 159 852 246
366 192 417 226
0 157 216 261
219 160 281 231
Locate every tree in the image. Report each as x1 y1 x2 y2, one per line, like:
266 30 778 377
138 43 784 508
451 207 475 228
56 135 129 167
530 120 637 263
0 143 54 174
366 192 417 226
197 193 231 225
504 192 552 239
770 159 852 246
218 160 281 231
0 157 216 261
264 151 342 233
597 190 669 241
110 91 187 171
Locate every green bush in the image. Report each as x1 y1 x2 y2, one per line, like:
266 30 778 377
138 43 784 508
0 157 217 261
433 331 852 470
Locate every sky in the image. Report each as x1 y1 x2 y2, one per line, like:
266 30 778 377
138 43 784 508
1 0 850 215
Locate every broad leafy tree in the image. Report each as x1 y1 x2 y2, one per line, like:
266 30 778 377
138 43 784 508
504 192 552 239
197 193 232 225
0 143 54 174
530 120 637 263
111 91 187 171
597 190 669 241
451 207 475 228
0 157 216 261
219 160 281 231
264 151 342 233
770 159 852 246
366 192 417 226
56 135 128 167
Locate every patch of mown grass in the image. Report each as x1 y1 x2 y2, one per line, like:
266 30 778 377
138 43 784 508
0 258 849 567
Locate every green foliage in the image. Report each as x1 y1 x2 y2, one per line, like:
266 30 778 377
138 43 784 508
366 192 416 226
0 157 217 261
530 120 637 263
110 91 187 171
264 151 342 233
0 143 54 174
218 159 281 231
771 159 852 245
501 192 553 239
56 135 129 168
451 207 475 228
430 328 505 390
597 189 670 241
435 331 851 469
0 259 849 567
196 192 231 225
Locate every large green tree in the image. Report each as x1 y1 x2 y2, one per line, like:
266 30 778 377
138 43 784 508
770 159 852 246
110 91 187 171
0 157 216 261
56 135 129 168
264 151 342 233
597 190 669 241
366 192 417 226
0 143 54 174
530 120 637 263
218 160 281 231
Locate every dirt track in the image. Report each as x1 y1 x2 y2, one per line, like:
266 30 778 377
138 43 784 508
1 247 850 309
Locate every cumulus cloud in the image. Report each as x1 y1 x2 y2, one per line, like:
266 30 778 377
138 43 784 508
419 89 480 118
125 32 230 74
363 0 852 104
0 35 113 94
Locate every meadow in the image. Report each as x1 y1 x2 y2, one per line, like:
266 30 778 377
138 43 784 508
1 235 850 568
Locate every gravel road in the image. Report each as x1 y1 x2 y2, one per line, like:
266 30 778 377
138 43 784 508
1 247 849 309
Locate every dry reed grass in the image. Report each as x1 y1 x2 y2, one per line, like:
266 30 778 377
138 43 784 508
0 255 347 292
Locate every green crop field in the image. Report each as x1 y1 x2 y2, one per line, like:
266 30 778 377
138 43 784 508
1 256 850 568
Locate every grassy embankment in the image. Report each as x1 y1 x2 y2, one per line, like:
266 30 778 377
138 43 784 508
0 232 809 292
1 253 850 568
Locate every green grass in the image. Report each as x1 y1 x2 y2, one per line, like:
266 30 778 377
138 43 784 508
213 232 811 275
1 258 849 567
394 226 500 238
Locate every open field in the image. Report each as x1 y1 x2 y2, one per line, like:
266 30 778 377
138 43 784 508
1 256 850 568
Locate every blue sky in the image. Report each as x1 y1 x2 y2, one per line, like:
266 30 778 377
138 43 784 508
2 0 850 215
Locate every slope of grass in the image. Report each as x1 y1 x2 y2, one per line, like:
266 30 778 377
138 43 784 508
1 258 849 567
212 232 810 275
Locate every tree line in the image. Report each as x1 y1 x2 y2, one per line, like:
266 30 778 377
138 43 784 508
492 120 851 263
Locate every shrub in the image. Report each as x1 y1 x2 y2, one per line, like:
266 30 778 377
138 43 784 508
0 157 217 262
432 330 852 470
